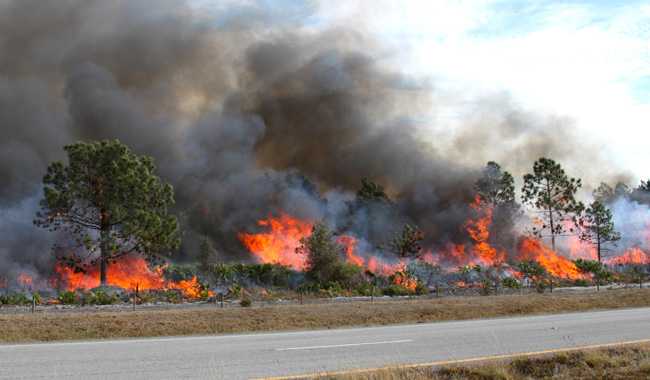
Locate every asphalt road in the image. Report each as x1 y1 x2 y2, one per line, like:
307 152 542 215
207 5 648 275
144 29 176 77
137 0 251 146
2 307 650 379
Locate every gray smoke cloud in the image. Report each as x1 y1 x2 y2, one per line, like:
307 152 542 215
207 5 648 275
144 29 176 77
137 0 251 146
0 0 629 280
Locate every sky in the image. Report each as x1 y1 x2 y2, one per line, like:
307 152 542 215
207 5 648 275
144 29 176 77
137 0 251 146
195 0 650 182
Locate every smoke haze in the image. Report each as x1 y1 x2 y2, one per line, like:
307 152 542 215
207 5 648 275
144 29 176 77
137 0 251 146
0 0 630 278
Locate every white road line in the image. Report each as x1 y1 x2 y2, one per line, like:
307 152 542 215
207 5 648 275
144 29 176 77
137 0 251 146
275 339 413 351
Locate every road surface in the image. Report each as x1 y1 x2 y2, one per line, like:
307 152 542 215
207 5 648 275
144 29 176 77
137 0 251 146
2 307 650 379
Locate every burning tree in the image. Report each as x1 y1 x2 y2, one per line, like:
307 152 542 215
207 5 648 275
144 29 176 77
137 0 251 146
522 158 584 251
34 140 180 286
578 201 621 263
297 222 346 285
516 260 546 289
474 161 520 251
390 224 424 259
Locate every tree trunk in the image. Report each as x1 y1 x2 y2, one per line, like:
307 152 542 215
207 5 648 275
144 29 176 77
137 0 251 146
100 227 109 286
596 227 601 264
546 180 556 252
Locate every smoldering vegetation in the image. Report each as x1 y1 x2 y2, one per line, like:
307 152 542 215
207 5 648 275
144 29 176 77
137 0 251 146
0 0 627 278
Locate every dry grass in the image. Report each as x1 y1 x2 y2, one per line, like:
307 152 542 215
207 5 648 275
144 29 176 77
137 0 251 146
1 288 650 343
323 343 650 379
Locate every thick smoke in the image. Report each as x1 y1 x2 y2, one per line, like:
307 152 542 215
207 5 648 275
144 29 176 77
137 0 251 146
0 0 624 278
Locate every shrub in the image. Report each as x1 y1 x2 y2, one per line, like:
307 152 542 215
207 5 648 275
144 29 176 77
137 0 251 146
415 282 428 295
85 290 119 305
297 282 320 294
383 284 414 297
502 277 521 289
479 279 493 296
229 283 242 298
164 264 199 282
58 291 78 304
135 291 156 304
335 263 364 289
199 289 211 300
0 293 31 305
573 279 590 287
164 290 182 303
354 282 376 296
307 281 347 298
240 298 252 307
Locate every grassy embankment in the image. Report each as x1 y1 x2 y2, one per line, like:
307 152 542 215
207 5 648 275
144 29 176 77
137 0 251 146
320 342 650 380
1 288 650 343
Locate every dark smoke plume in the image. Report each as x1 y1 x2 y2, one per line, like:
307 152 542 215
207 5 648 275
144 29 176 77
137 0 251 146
0 0 619 279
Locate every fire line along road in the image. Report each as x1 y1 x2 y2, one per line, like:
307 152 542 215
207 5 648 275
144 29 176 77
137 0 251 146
2 308 650 379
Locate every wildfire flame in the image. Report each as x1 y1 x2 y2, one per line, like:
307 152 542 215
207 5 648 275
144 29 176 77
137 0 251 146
238 213 312 270
238 203 589 285
239 214 406 276
338 235 365 267
52 256 206 299
17 273 33 288
566 234 598 260
392 270 418 291
518 238 582 279
607 248 650 265
464 195 507 266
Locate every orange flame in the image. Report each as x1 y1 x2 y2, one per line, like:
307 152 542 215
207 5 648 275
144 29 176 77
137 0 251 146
392 270 418 291
52 256 206 299
169 276 209 299
607 248 650 265
338 235 365 267
238 213 312 270
566 234 597 260
17 273 33 288
466 195 507 266
518 238 581 279
238 214 405 275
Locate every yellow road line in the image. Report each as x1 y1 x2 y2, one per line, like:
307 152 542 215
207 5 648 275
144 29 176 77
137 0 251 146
256 338 650 380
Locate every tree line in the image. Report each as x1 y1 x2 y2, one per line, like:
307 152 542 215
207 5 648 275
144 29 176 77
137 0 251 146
33 139 648 291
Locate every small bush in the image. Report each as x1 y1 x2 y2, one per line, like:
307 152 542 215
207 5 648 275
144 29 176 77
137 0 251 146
297 282 320 294
229 283 242 298
199 289 211 300
85 290 119 305
164 264 199 282
240 298 252 307
164 290 182 303
383 284 414 297
0 293 31 305
479 279 493 296
573 279 590 287
415 282 428 295
502 277 521 289
58 291 78 305
354 282 380 297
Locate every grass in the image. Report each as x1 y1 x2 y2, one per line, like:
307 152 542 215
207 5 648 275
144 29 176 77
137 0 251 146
320 343 650 379
1 288 650 343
